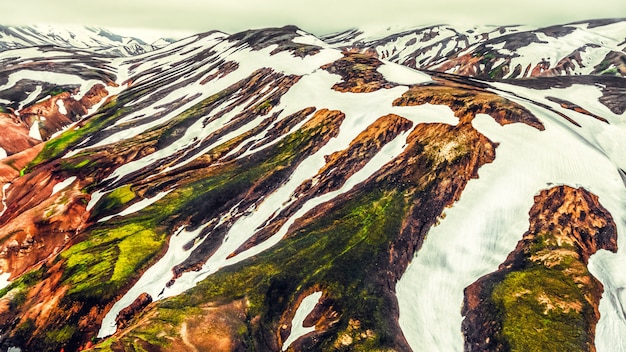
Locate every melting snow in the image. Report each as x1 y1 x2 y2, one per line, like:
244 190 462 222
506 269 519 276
293 31 330 47
100 67 459 336
0 69 102 101
51 176 77 196
160 70 459 298
87 28 626 348
282 291 323 351
18 85 43 110
28 120 42 140
98 225 205 337
376 62 432 85
0 272 10 290
56 98 67 115
0 183 10 219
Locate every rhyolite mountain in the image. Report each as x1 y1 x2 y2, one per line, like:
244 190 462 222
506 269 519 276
0 19 624 352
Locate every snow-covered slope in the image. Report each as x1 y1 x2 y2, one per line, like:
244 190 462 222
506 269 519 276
327 19 626 79
324 23 533 69
432 19 626 78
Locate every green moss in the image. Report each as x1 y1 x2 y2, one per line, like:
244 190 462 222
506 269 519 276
91 184 135 217
489 63 508 79
58 112 330 310
112 228 162 282
109 185 135 204
0 266 46 299
98 121 484 350
491 267 589 351
62 223 164 298
256 99 273 113
45 325 76 345
601 67 619 76
60 158 92 171
48 87 68 96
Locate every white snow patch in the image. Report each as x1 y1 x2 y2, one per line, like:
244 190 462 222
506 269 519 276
51 176 77 196
0 183 10 219
0 69 101 102
377 62 432 85
0 272 11 290
18 85 43 110
28 119 42 140
282 291 323 351
293 32 329 47
98 190 172 222
56 99 67 115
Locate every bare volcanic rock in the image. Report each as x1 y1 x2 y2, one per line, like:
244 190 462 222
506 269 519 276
393 80 544 130
0 112 39 155
462 186 618 352
115 292 152 329
321 52 396 93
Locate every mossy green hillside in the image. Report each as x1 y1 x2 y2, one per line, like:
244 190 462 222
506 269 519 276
491 266 591 352
112 187 408 350
487 231 597 352
24 66 232 172
90 184 136 218
98 123 492 351
13 107 340 351
61 223 164 298
25 97 128 171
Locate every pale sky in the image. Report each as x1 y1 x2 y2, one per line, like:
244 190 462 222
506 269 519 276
3 0 626 39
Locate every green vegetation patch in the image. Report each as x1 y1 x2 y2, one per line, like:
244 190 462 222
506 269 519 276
60 158 93 171
0 265 46 300
62 223 164 298
25 98 126 172
91 184 136 216
45 325 76 345
491 266 590 352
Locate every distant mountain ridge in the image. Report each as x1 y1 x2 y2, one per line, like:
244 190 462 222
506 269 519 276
325 18 626 79
0 24 176 56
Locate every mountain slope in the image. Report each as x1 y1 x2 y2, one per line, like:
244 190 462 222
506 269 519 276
0 22 624 352
328 19 626 79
